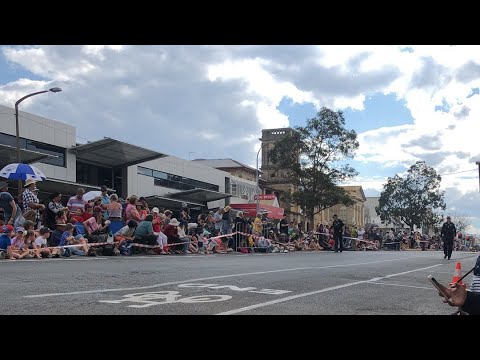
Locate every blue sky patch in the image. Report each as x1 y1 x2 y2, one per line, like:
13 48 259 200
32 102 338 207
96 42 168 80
434 98 451 113
278 92 415 134
467 87 479 98
0 47 46 84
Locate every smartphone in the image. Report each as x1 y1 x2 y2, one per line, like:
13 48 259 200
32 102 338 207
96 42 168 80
428 275 452 303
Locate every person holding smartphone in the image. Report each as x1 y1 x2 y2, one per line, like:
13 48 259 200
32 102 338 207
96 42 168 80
436 281 480 315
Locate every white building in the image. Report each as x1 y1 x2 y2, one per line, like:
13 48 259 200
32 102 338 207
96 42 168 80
0 104 251 211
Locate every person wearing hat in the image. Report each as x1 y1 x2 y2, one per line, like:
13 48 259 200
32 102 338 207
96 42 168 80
22 179 44 229
163 218 187 254
0 181 21 226
441 215 456 260
0 225 14 259
34 227 59 258
8 227 30 260
151 207 167 254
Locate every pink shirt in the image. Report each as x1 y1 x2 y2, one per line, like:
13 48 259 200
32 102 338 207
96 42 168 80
125 203 141 223
84 217 99 233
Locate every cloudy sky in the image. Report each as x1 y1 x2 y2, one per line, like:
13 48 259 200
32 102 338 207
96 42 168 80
1 45 480 232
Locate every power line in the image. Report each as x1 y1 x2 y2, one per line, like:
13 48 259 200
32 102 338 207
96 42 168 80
439 168 477 176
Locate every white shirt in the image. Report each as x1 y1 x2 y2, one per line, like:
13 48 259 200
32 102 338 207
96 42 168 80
35 235 47 247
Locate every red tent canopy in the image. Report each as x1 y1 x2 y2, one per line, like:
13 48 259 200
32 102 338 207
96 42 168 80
230 203 284 219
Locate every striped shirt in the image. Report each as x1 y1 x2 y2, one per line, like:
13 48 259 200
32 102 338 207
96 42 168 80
67 196 87 213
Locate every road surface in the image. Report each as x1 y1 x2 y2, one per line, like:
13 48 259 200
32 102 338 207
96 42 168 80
1 250 477 315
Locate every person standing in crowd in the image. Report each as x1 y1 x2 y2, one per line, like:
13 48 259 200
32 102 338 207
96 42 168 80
106 193 123 221
100 185 110 220
279 214 289 236
441 216 456 260
332 214 345 253
0 181 21 227
67 188 87 214
44 192 66 230
213 207 224 236
22 179 44 229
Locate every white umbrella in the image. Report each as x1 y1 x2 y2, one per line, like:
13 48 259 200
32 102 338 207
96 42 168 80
0 163 46 181
83 190 102 202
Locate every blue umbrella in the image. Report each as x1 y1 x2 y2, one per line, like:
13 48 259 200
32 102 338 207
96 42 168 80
0 163 46 181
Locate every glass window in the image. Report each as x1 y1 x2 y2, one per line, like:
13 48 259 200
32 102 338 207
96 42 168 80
231 183 237 195
153 170 167 179
26 140 65 167
137 166 153 177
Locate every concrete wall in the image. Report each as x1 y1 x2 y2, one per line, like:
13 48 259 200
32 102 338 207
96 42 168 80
0 105 76 182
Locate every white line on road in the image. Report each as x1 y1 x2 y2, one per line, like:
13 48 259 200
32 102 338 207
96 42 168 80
366 281 434 291
24 256 429 298
216 264 442 315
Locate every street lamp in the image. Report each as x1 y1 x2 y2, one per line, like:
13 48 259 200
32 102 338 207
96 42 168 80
14 87 62 193
255 143 268 214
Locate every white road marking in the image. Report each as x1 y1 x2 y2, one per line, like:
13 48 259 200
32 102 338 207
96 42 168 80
24 256 427 298
216 264 442 315
366 281 435 291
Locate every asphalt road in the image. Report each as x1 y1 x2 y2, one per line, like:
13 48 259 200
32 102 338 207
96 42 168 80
1 250 478 315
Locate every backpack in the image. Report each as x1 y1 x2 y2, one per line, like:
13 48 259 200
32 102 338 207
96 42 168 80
101 244 115 256
120 240 133 256
43 201 56 228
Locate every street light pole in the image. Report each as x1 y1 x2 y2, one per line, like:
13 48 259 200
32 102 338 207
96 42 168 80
14 87 62 195
256 143 267 214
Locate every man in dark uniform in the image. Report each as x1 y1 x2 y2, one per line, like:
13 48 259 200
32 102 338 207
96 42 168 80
440 216 456 260
332 214 345 253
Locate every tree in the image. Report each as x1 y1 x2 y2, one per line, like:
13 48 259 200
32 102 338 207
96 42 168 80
269 107 359 229
446 212 472 234
376 161 446 231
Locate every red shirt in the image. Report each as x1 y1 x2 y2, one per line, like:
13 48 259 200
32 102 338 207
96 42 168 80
82 212 93 222
70 214 85 223
152 215 162 233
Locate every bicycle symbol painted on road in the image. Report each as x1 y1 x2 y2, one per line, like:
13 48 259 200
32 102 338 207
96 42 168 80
99 291 232 308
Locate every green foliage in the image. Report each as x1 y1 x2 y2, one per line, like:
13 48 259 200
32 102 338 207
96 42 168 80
376 161 446 230
269 107 359 222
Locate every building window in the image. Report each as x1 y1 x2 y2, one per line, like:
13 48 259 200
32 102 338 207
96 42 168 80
231 183 237 196
26 140 66 167
0 132 66 167
139 166 219 192
137 166 153 177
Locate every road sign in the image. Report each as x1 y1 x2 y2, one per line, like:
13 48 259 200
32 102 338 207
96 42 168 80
254 194 276 200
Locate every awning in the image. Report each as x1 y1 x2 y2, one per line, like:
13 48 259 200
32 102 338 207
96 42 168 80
168 188 232 203
6 178 115 204
144 195 204 210
70 138 167 168
0 144 58 165
37 178 115 198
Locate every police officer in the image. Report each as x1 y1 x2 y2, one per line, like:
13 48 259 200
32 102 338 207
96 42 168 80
332 214 345 253
440 216 456 260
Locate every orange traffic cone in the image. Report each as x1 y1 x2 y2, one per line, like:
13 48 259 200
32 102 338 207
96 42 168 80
451 262 463 285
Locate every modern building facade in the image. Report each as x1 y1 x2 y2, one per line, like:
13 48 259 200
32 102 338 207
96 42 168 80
0 105 249 211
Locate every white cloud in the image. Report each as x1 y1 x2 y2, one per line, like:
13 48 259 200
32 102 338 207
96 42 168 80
3 45 480 230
